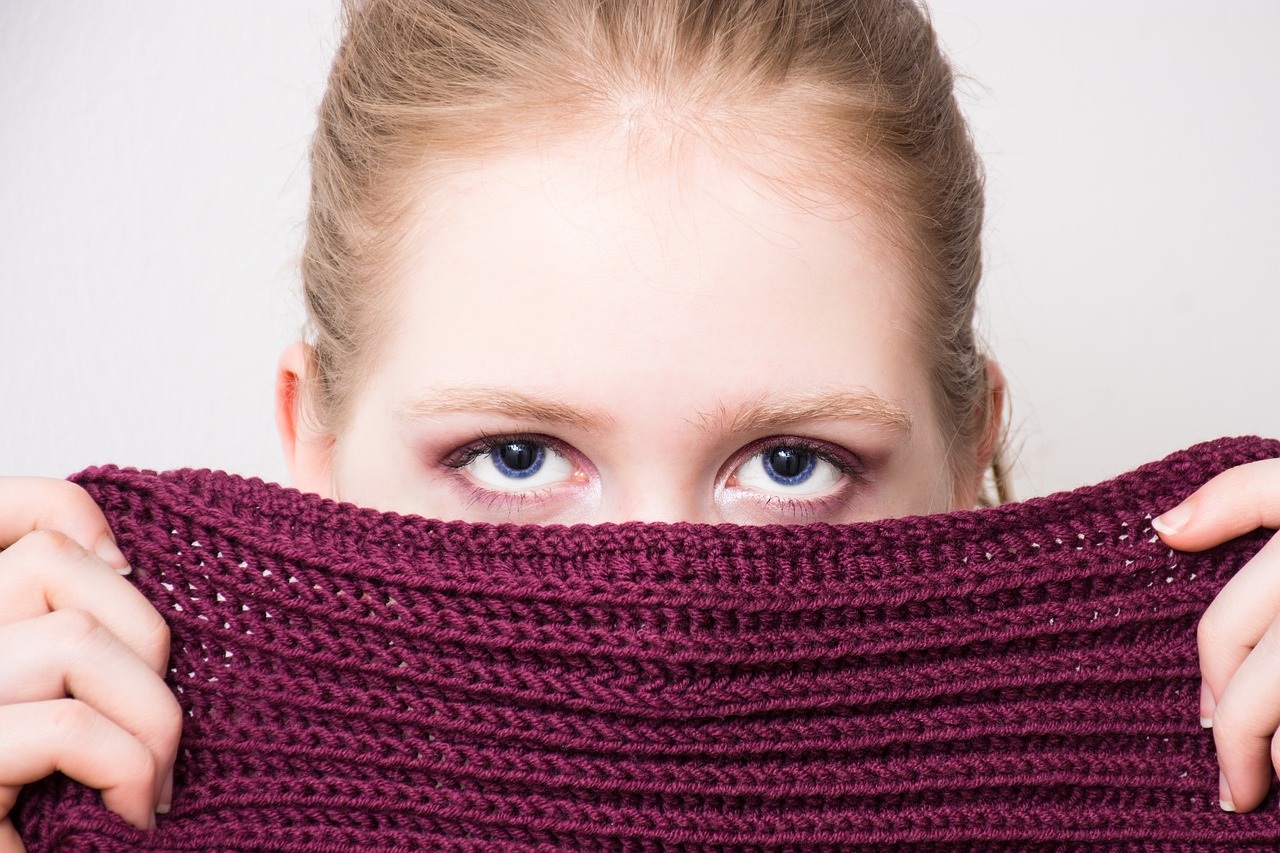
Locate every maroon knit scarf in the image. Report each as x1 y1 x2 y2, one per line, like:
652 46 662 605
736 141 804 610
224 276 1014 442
15 436 1280 851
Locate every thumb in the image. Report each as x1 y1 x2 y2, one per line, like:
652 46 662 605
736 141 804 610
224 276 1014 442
0 477 128 573
1153 458 1280 552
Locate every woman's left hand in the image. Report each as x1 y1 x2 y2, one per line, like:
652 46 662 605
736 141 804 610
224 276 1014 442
1154 457 1280 813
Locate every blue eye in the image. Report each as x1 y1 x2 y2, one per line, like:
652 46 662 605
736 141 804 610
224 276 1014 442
455 437 576 491
490 441 544 479
762 446 816 485
732 442 843 497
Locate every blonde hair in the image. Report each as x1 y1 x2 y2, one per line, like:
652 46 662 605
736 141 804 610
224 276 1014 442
302 0 1009 503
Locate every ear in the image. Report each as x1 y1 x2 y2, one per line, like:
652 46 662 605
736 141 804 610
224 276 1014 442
974 356 1008 499
274 342 337 498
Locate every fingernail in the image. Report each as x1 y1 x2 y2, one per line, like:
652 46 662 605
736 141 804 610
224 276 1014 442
1219 769 1235 812
93 532 129 572
1153 502 1193 536
1200 680 1215 728
157 766 174 814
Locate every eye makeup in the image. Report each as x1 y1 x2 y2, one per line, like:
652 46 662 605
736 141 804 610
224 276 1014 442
432 429 871 524
717 435 869 523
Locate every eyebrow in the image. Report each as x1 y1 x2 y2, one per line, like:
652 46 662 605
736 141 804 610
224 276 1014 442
701 391 914 434
395 386 616 431
395 386 911 435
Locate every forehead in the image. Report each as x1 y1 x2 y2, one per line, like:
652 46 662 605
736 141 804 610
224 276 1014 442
375 128 931 425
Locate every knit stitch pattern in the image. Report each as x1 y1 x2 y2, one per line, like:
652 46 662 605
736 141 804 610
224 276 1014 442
14 436 1280 851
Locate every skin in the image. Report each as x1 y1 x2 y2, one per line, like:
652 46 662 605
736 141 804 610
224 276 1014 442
0 128 1278 851
1154 461 1280 813
284 130 969 526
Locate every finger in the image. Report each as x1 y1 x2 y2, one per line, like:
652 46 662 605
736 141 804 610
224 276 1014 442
1153 458 1280 551
0 477 127 571
1210 610 1280 812
0 608 182 807
158 764 174 814
0 699 157 830
0 531 170 675
1198 534 1280 715
0 818 26 853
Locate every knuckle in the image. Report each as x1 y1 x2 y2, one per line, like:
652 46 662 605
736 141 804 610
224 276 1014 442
126 740 158 782
49 607 106 648
45 698 95 742
104 735 158 787
42 478 98 515
46 700 157 781
155 694 185 750
1211 698 1237 736
15 528 83 561
1259 625 1280 666
1213 689 1264 744
1253 624 1280 670
137 608 171 671
1197 609 1227 654
141 605 170 650
29 480 106 536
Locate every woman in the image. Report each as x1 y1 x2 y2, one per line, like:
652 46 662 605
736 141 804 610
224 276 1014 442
2 1 1277 847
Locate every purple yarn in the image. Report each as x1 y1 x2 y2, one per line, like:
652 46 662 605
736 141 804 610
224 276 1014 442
15 436 1280 851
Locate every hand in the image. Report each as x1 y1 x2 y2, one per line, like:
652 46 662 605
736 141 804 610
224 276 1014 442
1153 457 1280 813
0 478 181 852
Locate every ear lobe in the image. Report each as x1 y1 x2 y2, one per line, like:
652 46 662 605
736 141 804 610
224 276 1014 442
274 342 336 497
976 356 1009 499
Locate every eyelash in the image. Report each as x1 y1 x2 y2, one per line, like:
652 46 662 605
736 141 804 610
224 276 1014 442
464 488 546 515
724 436 867 519
441 431 558 472
728 436 866 482
440 431 577 514
439 432 867 517
758 493 844 520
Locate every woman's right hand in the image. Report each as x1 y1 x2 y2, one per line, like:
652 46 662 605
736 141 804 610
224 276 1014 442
0 478 180 852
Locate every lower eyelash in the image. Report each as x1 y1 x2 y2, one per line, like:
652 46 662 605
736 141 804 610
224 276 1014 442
465 488 534 514
441 434 572 517
761 493 843 520
728 439 867 521
459 482 567 519
444 435 861 520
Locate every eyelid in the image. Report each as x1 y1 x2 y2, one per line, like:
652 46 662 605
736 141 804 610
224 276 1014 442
442 431 571 471
717 436 868 524
724 435 866 485
440 431 594 507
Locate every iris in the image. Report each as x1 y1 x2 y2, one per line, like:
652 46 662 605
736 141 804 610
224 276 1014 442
491 441 544 479
763 446 816 486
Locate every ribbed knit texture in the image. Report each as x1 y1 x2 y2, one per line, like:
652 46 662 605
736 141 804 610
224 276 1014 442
14 436 1280 851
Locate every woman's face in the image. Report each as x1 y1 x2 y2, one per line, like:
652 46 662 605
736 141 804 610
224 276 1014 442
282 130 971 525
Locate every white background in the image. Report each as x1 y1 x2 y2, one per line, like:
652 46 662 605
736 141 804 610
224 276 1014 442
2 2 1277 500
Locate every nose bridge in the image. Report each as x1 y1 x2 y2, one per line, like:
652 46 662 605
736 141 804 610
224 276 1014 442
597 467 715 525
584 398 721 525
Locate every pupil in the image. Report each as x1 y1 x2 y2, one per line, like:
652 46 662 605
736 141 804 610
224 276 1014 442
497 442 539 472
767 447 812 481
